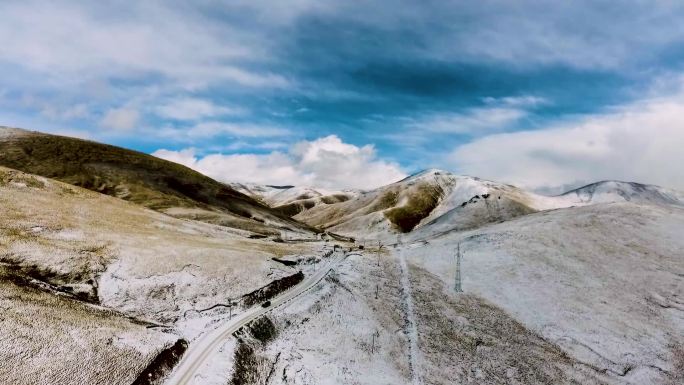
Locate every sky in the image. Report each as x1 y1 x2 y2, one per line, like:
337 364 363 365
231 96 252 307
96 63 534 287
1 1 684 192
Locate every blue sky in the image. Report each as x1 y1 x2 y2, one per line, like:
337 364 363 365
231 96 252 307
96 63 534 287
2 1 684 191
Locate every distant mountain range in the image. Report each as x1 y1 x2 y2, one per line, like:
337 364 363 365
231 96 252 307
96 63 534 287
234 168 682 240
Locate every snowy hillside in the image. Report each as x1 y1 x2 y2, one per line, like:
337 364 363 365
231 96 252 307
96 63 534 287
184 200 684 385
229 182 360 217
0 166 329 383
295 169 549 240
556 180 684 207
295 169 684 240
403 202 684 384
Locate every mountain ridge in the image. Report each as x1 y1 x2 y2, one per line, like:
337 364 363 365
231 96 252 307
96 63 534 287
291 168 683 240
0 126 316 237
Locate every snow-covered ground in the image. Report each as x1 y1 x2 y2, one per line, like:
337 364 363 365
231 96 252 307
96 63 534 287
203 242 636 384
0 265 178 385
402 202 684 384
202 171 684 384
0 166 335 384
0 167 322 325
228 251 413 385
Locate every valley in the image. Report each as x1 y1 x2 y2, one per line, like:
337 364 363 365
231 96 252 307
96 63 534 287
0 128 682 384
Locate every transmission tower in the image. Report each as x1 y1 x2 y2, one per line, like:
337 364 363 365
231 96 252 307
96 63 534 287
455 242 463 293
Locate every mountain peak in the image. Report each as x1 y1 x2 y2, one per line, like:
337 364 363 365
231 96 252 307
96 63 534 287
560 180 682 206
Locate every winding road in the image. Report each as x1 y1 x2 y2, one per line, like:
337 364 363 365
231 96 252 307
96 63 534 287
165 250 347 385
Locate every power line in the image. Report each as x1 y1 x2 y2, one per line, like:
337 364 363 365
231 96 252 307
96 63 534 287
455 242 463 293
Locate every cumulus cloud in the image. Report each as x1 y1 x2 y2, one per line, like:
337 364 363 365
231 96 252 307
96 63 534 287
450 89 684 191
155 98 243 121
152 135 406 189
151 148 198 168
100 107 139 131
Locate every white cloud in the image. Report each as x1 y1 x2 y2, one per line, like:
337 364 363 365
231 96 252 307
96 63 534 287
100 107 139 131
151 148 198 168
419 107 527 134
433 1 684 70
152 135 406 189
41 103 90 121
0 1 287 89
450 89 684 191
158 121 291 141
407 105 529 139
155 98 243 121
482 95 548 108
407 96 545 136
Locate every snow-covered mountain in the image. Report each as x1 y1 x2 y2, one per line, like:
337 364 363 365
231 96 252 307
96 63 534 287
228 182 360 217
294 169 532 240
295 169 683 240
556 180 684 207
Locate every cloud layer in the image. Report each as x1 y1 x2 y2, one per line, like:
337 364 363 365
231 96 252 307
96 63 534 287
451 87 684 191
153 135 406 190
2 1 684 190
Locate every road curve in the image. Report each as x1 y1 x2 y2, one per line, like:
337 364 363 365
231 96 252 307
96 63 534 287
164 250 347 385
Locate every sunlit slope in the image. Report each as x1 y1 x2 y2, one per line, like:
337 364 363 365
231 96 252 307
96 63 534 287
0 127 315 236
0 166 318 325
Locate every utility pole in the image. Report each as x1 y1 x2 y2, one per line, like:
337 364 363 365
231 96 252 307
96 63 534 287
455 242 463 293
377 241 382 267
370 330 379 354
375 284 379 299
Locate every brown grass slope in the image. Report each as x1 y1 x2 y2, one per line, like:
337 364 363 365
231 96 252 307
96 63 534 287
272 193 352 217
0 127 315 235
384 183 444 232
0 265 179 385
